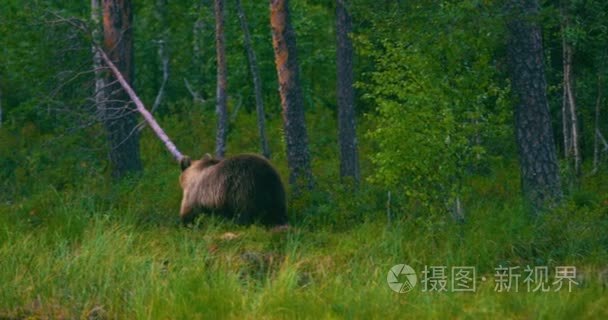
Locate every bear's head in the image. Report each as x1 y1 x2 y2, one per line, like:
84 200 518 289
178 154 223 223
179 154 220 188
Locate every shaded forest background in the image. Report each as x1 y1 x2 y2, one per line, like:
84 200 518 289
2 0 608 215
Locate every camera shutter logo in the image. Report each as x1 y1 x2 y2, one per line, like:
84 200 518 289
387 264 417 293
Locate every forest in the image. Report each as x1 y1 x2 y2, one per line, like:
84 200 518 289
1 0 608 318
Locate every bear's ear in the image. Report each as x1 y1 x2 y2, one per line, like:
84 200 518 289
203 153 213 160
180 156 192 171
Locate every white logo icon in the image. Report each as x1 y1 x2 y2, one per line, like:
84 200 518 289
387 264 417 293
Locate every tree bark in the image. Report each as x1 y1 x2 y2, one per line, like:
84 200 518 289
269 0 313 189
102 0 142 179
214 0 228 158
336 0 360 184
506 0 562 212
236 0 271 159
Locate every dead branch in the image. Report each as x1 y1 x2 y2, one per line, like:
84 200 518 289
45 10 185 162
94 44 184 162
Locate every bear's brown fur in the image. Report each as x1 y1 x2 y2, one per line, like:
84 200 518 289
179 153 288 226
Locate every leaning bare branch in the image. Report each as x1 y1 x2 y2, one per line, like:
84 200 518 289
94 44 185 162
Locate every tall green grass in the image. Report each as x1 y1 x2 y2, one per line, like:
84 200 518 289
1 109 607 318
1 176 607 318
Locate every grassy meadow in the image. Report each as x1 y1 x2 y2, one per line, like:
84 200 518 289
1 109 608 319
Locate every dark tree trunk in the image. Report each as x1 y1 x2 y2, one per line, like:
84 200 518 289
236 0 271 159
336 0 360 184
102 0 142 179
215 0 228 158
506 0 562 212
269 0 313 189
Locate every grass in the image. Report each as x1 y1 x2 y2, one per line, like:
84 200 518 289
1 173 607 319
1 109 607 318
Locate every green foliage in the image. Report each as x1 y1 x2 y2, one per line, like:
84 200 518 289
2 1 608 317
542 0 608 159
1 103 607 317
357 1 512 213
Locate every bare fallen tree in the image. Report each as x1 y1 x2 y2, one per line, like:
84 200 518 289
94 43 185 162
45 10 185 164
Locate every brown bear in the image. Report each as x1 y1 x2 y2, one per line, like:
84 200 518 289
179 153 288 226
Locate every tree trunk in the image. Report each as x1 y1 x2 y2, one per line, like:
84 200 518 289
561 69 570 159
269 0 313 189
191 2 204 103
214 0 228 158
91 0 105 117
336 0 360 184
561 10 581 178
151 39 168 114
593 75 602 172
188 1 206 106
566 67 581 178
102 0 142 179
152 0 169 113
236 0 271 159
506 0 562 212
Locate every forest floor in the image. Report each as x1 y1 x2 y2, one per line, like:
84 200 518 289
1 168 607 319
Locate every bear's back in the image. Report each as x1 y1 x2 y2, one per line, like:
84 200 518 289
216 154 286 225
179 153 287 226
